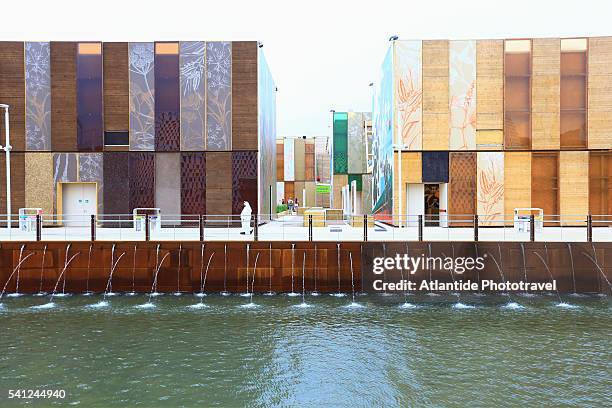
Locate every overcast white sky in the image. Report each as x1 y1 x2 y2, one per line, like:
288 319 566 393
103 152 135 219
2 0 611 136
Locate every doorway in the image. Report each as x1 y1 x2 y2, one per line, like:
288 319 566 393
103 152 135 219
424 184 440 226
60 183 97 227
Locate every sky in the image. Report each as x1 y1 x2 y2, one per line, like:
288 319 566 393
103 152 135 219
2 0 611 136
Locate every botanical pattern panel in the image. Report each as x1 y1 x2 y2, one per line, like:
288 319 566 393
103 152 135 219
25 42 51 151
284 138 295 181
449 40 477 150
129 43 155 151
477 152 504 225
258 49 277 215
180 41 206 151
372 47 394 219
347 112 366 174
394 41 422 150
206 42 232 150
78 153 104 214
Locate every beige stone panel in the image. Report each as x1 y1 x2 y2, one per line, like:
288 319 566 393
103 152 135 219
588 37 612 75
532 112 560 150
587 37 612 149
422 40 449 77
476 130 503 149
294 138 306 181
476 40 503 130
559 151 589 226
422 112 449 150
25 153 54 217
332 174 347 209
587 110 612 149
532 39 560 150
422 77 449 112
504 152 531 225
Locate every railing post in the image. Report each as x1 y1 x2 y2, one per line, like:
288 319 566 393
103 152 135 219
363 214 368 242
36 214 41 241
308 214 313 242
90 214 96 241
529 215 535 242
199 214 204 242
587 214 592 242
474 215 479 242
145 214 150 241
254 215 258 241
418 215 423 242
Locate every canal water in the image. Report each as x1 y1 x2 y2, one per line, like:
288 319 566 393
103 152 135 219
0 294 609 407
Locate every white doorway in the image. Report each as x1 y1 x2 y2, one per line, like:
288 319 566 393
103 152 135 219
60 183 97 227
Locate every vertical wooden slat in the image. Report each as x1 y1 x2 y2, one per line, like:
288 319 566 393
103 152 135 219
476 40 504 149
587 37 612 149
103 42 129 132
532 38 560 150
504 152 531 225
205 152 232 215
51 42 77 151
25 153 54 216
231 41 258 150
422 40 449 150
448 152 476 226
0 42 25 151
560 151 589 225
393 152 422 216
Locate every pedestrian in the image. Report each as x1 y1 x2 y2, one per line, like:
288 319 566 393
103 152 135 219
240 201 252 235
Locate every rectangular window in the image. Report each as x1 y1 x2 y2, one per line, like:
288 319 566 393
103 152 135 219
504 40 531 149
154 42 180 151
532 152 559 224
561 39 587 148
77 42 103 151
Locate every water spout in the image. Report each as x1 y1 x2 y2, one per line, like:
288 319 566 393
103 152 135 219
311 245 319 296
137 247 170 308
221 244 229 296
35 245 47 296
127 244 137 296
0 252 35 303
196 244 206 297
7 244 26 297
288 244 298 297
533 250 575 308
190 252 215 309
264 243 274 296
173 244 183 296
83 244 93 296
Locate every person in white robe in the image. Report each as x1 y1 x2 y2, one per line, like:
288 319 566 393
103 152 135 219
240 201 252 235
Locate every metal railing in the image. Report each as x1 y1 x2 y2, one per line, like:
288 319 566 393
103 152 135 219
0 213 610 242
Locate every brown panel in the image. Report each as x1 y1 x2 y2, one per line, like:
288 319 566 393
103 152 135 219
305 141 315 180
181 152 206 215
0 152 25 216
284 181 294 203
476 40 504 133
531 38 560 150
332 174 347 209
231 41 258 150
504 152 531 225
559 151 589 225
294 138 306 180
0 42 25 152
276 141 284 180
51 42 77 151
448 152 476 226
588 37 612 149
206 152 232 216
532 152 559 224
422 40 449 150
589 151 612 217
103 42 129 132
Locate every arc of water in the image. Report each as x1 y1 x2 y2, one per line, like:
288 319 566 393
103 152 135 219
175 244 183 294
580 250 612 293
200 252 215 295
61 244 71 295
268 243 273 294
349 252 355 304
103 252 126 301
532 251 564 304
85 244 93 294
441 251 462 303
567 243 577 294
337 243 341 295
245 244 250 295
131 244 137 294
487 250 520 306
0 253 36 300
223 244 228 294
249 253 260 304
198 244 205 295
14 244 25 294
38 245 47 294
49 252 80 303
301 252 306 304
148 252 171 303
291 243 295 294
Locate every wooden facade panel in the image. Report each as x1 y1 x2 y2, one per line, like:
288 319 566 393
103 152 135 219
422 40 449 77
476 129 503 149
531 152 559 221
205 188 232 216
422 112 449 150
231 41 258 150
276 141 284 181
294 138 306 181
588 37 612 149
0 42 25 151
25 153 54 216
332 174 347 209
476 40 503 131
532 39 560 150
504 152 531 224
0 153 25 216
205 152 231 189
560 151 589 225
393 152 422 217
589 151 612 216
51 42 77 151
103 42 129 132
284 181 294 203
422 77 449 111
448 152 476 225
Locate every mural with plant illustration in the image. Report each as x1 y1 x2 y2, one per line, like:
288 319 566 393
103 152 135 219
477 152 504 224
394 40 422 150
25 42 51 151
449 40 476 150
180 41 206 151
129 42 155 151
206 41 232 150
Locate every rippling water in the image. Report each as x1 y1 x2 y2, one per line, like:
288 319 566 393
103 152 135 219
0 294 610 407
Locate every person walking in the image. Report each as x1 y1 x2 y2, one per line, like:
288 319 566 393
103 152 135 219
240 201 253 235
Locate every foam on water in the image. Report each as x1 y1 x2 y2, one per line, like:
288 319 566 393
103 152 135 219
240 302 258 309
294 302 311 308
400 302 418 309
105 292 118 297
287 292 300 297
187 303 208 309
195 293 206 298
330 293 346 298
53 293 71 298
452 302 475 310
6 293 24 298
556 302 579 309
502 302 525 310
345 302 364 309
239 293 251 298
135 303 156 309
88 301 109 309
32 302 55 309
173 292 183 296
